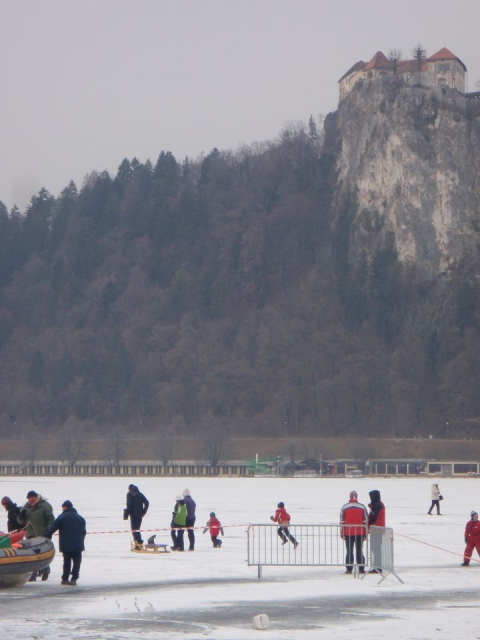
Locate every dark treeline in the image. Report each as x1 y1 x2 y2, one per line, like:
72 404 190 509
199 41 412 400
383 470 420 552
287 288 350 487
0 119 479 442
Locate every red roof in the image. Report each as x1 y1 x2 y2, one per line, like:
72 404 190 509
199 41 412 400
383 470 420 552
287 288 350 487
398 59 428 73
338 47 467 85
364 51 391 71
427 47 467 71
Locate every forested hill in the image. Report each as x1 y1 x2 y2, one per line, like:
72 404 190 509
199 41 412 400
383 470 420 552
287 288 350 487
1 88 480 441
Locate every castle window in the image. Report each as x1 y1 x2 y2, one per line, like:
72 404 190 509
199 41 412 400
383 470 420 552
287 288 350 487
438 63 451 72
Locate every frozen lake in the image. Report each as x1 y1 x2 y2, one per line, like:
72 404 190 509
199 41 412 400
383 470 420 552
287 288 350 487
1 475 479 639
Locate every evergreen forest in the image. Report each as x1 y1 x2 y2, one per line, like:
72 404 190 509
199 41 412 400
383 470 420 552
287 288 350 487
1 118 479 442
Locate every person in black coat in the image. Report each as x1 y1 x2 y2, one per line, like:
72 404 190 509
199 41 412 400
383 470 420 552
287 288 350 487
124 484 149 545
182 488 196 551
1 496 22 532
45 500 86 586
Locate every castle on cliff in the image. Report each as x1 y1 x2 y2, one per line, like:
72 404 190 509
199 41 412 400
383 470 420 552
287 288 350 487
338 47 467 102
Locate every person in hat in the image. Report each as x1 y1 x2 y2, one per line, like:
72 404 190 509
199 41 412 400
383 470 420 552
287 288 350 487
17 490 55 581
428 483 442 515
45 500 86 586
170 495 187 551
203 512 224 548
123 484 149 547
367 489 386 574
339 491 368 574
461 511 480 566
270 501 299 548
1 496 22 533
182 488 196 551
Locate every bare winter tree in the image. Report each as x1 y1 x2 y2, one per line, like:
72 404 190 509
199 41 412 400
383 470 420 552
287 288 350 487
22 425 38 474
200 418 229 472
60 426 87 468
411 44 426 84
155 427 176 467
106 430 125 472
388 49 402 76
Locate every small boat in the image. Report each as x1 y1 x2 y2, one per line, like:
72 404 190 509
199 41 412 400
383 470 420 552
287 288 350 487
0 536 55 588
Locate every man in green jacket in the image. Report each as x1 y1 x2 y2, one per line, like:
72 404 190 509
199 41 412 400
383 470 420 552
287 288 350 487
17 490 55 581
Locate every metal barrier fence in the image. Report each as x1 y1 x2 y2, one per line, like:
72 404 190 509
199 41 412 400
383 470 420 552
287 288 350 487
368 525 403 584
247 524 402 582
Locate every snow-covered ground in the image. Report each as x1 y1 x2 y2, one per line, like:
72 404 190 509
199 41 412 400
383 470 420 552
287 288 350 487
0 475 478 639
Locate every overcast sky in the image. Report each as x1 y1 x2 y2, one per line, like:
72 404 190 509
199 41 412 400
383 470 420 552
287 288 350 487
1 0 479 211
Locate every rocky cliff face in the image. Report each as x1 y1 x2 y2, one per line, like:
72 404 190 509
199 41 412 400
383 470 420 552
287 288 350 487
331 77 480 278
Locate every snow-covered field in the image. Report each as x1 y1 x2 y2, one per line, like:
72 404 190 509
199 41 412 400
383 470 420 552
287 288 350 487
0 475 478 639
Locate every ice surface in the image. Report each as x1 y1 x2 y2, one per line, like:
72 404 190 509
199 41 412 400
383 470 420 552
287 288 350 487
0 475 478 639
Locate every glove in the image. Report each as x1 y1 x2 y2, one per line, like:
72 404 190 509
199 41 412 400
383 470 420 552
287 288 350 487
203 530 207 534
270 516 274 521
123 509 129 521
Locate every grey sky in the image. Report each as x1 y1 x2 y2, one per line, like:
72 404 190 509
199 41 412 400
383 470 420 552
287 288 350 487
1 0 479 211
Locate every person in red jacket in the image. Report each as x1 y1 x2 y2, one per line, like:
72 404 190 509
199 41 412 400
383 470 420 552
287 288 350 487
203 512 224 548
340 491 368 574
462 511 480 566
367 489 386 574
270 502 299 549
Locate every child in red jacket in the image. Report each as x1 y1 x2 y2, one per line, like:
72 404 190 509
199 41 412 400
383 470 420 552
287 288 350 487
270 502 299 548
203 512 224 548
462 511 480 566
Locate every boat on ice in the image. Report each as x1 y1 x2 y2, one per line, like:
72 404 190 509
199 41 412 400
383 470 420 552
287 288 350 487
0 536 55 588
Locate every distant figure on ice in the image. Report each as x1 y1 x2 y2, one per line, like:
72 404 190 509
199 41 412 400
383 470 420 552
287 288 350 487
182 488 196 551
124 484 149 547
170 495 187 551
45 500 86 586
17 490 55 582
367 489 385 574
203 512 224 547
1 496 22 532
428 483 442 515
270 502 299 548
462 511 480 566
339 491 368 574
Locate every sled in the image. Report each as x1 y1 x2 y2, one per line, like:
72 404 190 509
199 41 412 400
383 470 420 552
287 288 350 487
130 542 170 554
